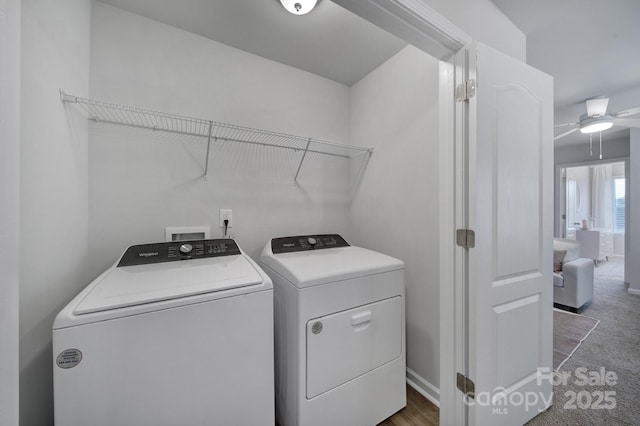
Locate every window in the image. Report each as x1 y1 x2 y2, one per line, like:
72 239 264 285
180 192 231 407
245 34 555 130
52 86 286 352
614 178 625 232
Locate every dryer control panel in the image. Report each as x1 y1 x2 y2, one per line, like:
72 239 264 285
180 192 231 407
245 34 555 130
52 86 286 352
271 234 349 254
117 239 241 266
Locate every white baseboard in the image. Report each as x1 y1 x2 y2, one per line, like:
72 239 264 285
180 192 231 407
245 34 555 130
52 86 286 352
406 367 440 407
628 287 640 296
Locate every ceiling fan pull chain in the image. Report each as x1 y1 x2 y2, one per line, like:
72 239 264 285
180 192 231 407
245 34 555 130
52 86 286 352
599 131 603 160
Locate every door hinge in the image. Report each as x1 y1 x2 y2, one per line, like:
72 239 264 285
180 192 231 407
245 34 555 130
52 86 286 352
455 79 476 102
456 229 475 248
456 373 475 398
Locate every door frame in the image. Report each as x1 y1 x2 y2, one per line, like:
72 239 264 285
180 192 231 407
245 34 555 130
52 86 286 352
0 0 22 425
332 1 470 423
555 157 630 282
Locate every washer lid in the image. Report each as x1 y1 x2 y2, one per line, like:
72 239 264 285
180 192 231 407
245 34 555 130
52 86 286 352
74 255 263 315
261 245 404 288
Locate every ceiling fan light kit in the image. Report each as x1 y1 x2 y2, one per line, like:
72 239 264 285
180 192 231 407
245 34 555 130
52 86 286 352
579 114 614 134
554 96 640 141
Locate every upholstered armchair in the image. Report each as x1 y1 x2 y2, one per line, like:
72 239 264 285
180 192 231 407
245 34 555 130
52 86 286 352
553 239 594 312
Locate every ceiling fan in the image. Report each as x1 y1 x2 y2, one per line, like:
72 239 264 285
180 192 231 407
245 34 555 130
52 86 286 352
554 97 640 141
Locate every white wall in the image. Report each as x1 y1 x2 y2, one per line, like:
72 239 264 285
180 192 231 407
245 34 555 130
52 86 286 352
555 137 630 165
349 46 441 395
1 0 21 424
88 3 351 276
19 1 91 425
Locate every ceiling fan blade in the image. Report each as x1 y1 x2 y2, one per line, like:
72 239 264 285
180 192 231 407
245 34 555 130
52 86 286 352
615 106 640 118
554 127 579 141
586 97 609 117
613 118 640 128
554 121 578 128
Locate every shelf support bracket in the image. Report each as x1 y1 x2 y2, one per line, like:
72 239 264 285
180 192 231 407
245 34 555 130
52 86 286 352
203 121 213 180
59 89 77 104
294 138 312 183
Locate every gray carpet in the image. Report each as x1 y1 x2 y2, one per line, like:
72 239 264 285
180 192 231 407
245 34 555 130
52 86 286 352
527 257 640 425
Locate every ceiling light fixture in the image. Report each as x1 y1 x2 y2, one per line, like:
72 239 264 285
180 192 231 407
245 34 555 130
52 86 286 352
279 0 318 15
579 114 614 134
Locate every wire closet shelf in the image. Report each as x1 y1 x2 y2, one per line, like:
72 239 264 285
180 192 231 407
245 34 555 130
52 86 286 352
60 90 373 181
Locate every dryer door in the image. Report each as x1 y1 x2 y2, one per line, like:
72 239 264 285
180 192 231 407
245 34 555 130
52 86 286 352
306 296 402 399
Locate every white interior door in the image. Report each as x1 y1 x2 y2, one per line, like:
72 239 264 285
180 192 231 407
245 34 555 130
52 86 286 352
457 42 554 426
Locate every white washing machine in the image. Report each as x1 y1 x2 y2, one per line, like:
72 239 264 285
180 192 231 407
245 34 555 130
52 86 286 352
53 239 274 426
260 234 406 426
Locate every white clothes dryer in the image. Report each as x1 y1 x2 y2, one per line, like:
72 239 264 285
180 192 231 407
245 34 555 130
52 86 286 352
260 234 406 426
53 239 274 426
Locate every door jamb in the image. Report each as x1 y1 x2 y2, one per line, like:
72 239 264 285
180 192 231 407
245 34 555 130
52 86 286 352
0 1 21 425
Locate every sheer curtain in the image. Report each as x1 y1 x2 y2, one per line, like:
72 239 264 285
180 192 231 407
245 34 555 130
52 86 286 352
591 164 613 230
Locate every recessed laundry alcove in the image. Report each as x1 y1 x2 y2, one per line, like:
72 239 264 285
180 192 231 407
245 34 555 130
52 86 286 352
82 2 443 415
18 1 446 424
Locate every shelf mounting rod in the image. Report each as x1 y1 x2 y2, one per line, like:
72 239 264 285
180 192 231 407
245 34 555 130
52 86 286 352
294 138 312 183
203 121 213 180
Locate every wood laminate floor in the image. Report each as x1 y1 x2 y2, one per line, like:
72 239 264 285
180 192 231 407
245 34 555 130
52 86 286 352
377 384 439 426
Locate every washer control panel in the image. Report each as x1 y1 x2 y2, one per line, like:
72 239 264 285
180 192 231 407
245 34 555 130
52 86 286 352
117 239 240 266
271 234 349 254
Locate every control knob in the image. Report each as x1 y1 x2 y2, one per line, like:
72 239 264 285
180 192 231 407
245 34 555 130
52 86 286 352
179 243 193 254
307 237 317 247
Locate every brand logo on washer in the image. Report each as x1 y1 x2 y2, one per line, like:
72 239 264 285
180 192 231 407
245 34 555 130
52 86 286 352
56 349 83 369
138 252 159 258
